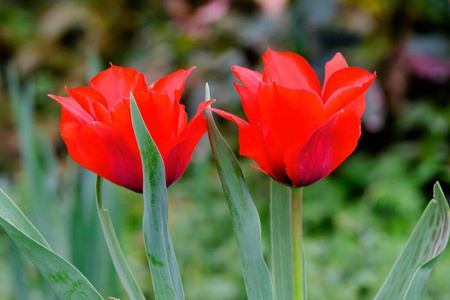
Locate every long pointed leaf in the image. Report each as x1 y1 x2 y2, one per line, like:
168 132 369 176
205 85 274 300
0 188 103 300
374 182 449 300
130 94 184 300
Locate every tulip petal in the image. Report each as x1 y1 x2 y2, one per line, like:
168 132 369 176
207 107 249 127
231 66 262 96
164 116 205 186
322 67 376 103
257 84 324 182
284 110 361 187
159 100 215 156
59 108 85 163
65 86 108 112
232 66 264 125
90 66 149 109
262 84 324 148
109 99 141 156
262 48 321 94
233 83 261 125
92 101 111 124
150 67 195 105
135 91 181 147
65 87 112 123
49 95 94 125
159 100 214 186
76 122 143 193
323 53 348 89
324 86 366 119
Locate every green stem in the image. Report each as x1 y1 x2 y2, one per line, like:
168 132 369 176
95 176 146 300
270 179 293 300
291 187 305 300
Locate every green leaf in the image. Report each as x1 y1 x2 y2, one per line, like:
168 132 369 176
205 84 274 300
96 176 146 300
374 182 450 300
130 93 184 300
0 188 104 300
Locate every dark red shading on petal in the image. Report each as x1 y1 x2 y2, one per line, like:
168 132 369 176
322 67 376 103
262 48 321 95
76 122 143 193
284 110 361 187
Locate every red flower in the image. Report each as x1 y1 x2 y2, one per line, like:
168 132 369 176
50 66 213 193
211 49 376 187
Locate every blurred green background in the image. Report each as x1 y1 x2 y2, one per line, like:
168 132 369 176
0 0 449 299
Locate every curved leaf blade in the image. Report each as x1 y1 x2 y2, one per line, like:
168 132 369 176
0 188 104 300
374 182 449 300
130 93 184 300
205 84 274 300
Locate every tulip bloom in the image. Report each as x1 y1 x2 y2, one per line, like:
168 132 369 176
50 66 213 193
212 49 376 187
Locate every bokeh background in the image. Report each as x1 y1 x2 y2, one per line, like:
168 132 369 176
0 0 449 299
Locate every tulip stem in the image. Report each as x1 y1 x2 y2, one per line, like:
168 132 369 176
95 176 146 300
291 187 306 300
270 179 293 300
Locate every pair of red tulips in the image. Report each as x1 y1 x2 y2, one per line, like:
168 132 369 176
50 49 375 192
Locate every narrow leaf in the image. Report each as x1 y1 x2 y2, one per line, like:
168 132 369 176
96 176 146 300
130 93 184 300
205 84 274 300
374 182 450 300
0 188 103 300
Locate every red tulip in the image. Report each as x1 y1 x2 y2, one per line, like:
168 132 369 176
50 66 213 193
211 49 376 187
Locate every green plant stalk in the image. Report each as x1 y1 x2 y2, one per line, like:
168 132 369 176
270 179 293 300
95 176 146 300
291 187 305 300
